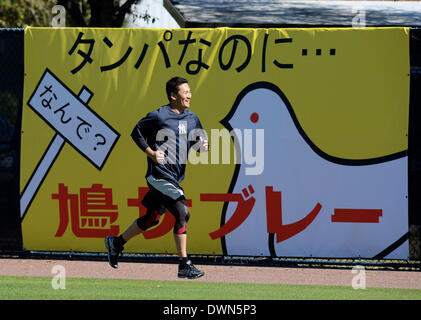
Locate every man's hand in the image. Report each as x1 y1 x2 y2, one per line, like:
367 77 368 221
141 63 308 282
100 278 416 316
199 137 209 152
146 147 165 164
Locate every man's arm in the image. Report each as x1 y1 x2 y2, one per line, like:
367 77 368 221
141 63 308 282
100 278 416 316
131 111 165 163
145 146 165 164
191 116 209 152
191 136 209 152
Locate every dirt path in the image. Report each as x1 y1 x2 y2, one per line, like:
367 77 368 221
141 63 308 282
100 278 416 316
1 258 421 289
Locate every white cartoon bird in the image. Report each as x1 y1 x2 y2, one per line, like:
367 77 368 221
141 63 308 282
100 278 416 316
219 82 408 259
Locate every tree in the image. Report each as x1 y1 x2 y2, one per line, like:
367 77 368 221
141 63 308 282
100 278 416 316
0 0 141 28
57 0 141 27
0 0 56 28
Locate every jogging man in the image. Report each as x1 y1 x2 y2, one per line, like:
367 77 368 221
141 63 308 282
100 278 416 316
105 76 208 279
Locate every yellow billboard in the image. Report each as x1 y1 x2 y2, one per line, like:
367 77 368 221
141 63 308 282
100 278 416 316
21 27 409 258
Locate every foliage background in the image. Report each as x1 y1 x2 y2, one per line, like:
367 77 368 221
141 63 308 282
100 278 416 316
0 0 142 28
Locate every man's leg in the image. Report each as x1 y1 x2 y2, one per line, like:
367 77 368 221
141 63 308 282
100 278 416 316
121 220 144 242
168 199 189 260
174 233 187 258
105 208 161 269
168 199 204 279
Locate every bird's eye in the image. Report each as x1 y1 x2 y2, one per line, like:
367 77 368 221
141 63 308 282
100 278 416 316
250 112 259 123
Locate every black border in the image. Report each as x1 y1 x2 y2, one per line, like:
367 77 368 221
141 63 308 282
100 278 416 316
373 232 409 259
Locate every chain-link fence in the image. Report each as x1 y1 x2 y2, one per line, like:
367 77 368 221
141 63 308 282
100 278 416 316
409 28 421 260
0 28 23 250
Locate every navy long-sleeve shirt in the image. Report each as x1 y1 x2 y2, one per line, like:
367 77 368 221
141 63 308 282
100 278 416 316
131 105 205 186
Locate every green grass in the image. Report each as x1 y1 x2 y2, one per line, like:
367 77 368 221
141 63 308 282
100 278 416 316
0 275 420 300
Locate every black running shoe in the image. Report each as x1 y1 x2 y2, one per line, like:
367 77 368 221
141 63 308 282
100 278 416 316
178 260 205 279
105 236 123 269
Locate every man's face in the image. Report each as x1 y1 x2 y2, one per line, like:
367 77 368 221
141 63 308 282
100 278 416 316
172 83 191 109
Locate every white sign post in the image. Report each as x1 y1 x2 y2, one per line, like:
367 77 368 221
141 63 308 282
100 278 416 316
21 69 120 218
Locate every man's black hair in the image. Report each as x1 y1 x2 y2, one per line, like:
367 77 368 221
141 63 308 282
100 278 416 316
166 76 188 102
